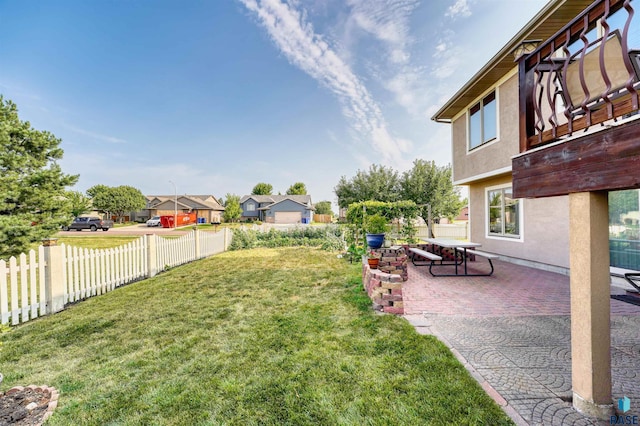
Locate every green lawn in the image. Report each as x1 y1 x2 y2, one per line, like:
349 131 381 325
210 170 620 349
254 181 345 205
56 236 140 249
0 247 512 425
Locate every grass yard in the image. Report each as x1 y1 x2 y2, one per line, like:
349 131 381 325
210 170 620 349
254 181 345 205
56 236 141 249
0 247 512 425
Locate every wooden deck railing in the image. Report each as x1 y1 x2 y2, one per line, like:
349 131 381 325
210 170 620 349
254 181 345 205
518 0 639 152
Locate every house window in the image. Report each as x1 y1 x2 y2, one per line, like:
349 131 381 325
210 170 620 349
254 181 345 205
247 203 255 212
469 91 497 150
488 186 520 238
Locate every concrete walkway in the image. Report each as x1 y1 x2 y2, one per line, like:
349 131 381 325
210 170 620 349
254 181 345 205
402 259 640 425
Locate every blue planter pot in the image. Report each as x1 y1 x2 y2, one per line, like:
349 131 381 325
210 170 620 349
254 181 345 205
366 233 385 249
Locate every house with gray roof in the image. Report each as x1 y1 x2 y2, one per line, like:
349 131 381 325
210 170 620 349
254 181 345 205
240 195 314 224
136 195 225 224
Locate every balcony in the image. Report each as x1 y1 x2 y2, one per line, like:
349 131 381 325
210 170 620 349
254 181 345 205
513 0 640 199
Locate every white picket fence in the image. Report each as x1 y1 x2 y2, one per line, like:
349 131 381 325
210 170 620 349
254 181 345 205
430 223 469 240
0 229 231 326
389 224 469 241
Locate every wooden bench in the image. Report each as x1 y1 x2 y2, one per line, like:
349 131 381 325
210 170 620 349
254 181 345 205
465 249 498 276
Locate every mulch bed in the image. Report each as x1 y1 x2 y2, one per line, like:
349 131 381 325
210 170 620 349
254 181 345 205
0 386 58 426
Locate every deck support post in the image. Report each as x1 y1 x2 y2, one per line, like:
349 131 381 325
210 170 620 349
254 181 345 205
569 191 614 419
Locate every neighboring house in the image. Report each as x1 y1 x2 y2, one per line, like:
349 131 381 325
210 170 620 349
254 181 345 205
136 195 225 224
439 206 469 224
239 195 314 224
433 0 640 418
454 206 469 223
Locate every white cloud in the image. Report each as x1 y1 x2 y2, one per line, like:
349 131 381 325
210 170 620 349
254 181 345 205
344 0 426 115
63 124 127 144
240 0 409 164
346 0 419 50
446 0 472 19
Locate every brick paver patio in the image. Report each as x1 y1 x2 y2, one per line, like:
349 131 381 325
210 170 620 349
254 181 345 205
402 259 640 425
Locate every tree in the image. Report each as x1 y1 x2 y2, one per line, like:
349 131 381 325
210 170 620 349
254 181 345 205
252 183 273 195
286 182 307 195
67 190 92 217
334 164 400 208
0 97 78 258
314 201 333 216
88 185 146 223
86 184 109 199
399 159 465 228
609 190 639 224
223 193 242 222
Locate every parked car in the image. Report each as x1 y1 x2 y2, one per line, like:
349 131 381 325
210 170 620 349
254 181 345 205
146 216 162 227
62 217 114 232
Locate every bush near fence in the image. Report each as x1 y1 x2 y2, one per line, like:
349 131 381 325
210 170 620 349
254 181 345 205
0 229 232 326
229 226 343 251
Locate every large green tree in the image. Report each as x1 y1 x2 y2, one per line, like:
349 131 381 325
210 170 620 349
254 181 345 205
334 160 465 237
67 190 92 217
88 185 146 222
0 97 78 258
609 189 639 224
314 201 333 216
399 160 465 224
286 182 307 195
334 164 400 208
223 193 242 222
252 183 273 195
86 184 109 199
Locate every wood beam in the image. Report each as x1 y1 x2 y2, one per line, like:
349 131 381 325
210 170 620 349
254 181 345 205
513 119 640 198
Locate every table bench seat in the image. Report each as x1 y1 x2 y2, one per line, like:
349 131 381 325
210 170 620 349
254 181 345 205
465 249 498 276
465 249 499 259
408 248 442 264
624 273 640 293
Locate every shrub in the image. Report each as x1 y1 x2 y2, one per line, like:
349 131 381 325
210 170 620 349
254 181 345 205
230 226 344 251
364 214 390 234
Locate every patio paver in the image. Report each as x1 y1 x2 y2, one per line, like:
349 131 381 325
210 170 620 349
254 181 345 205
402 259 640 425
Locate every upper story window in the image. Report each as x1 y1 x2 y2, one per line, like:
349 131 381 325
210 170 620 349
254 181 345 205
469 91 497 150
246 202 255 212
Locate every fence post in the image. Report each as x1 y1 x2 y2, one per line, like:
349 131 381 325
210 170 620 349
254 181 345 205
224 227 229 250
146 234 157 278
43 238 65 315
194 229 201 260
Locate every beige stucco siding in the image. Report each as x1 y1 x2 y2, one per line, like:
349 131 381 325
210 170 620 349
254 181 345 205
452 73 520 183
469 175 570 269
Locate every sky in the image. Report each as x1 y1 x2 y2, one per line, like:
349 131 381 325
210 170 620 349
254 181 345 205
0 0 549 210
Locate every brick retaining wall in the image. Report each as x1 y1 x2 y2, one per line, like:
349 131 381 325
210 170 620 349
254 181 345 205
361 246 408 315
362 263 404 314
376 247 408 281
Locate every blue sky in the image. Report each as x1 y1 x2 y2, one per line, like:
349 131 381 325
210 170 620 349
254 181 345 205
0 0 547 210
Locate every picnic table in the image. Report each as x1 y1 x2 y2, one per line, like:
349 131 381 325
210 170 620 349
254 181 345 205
409 238 498 277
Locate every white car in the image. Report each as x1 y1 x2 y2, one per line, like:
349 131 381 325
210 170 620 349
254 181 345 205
146 216 162 227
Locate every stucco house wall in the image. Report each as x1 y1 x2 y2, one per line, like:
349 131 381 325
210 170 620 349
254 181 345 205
448 69 571 271
468 175 570 270
452 72 520 184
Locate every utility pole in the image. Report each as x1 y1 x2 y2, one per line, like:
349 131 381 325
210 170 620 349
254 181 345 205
169 180 177 229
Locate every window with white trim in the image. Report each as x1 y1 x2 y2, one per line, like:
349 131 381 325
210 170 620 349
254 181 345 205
488 186 520 238
247 203 255 212
469 91 497 150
